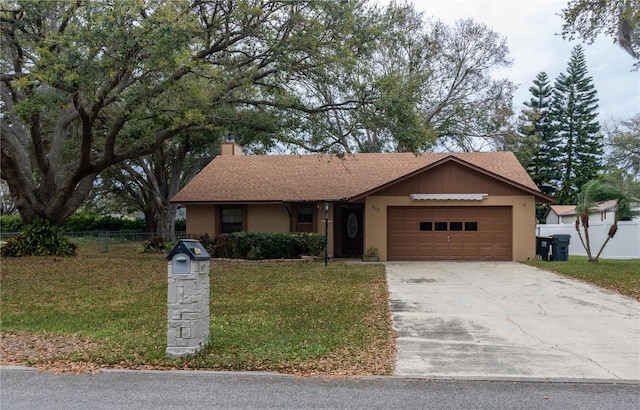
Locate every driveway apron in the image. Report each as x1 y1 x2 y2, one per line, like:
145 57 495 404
386 261 640 380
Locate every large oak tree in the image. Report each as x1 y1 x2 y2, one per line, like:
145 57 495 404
274 3 516 154
0 0 364 227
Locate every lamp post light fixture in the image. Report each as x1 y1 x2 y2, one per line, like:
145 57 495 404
324 201 329 267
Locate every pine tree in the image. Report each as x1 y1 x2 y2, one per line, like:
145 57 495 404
520 72 561 197
551 45 603 204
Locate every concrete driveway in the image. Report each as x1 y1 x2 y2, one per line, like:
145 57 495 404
386 261 640 381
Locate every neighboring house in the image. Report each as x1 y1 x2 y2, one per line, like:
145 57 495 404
544 200 619 225
171 142 552 262
544 205 576 224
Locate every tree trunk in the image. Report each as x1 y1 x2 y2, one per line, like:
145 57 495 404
584 226 594 261
142 204 176 242
580 213 594 261
2 149 96 227
143 209 157 234
593 223 618 262
592 236 611 262
574 218 588 257
157 204 177 243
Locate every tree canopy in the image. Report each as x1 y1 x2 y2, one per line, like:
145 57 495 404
601 114 640 200
0 0 371 226
517 72 560 198
514 46 603 205
604 114 640 181
1 0 518 237
561 0 640 68
278 6 516 154
551 45 603 204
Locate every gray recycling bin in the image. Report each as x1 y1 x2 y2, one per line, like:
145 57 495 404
536 236 552 261
551 234 571 262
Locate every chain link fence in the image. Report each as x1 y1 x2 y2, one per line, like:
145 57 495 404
91 231 188 252
0 230 188 253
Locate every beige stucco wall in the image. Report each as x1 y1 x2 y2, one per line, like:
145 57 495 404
364 195 537 262
187 198 539 261
247 204 290 232
247 203 334 257
315 204 334 258
185 204 217 236
185 203 291 235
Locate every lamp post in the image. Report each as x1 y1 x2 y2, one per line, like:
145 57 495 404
324 201 329 267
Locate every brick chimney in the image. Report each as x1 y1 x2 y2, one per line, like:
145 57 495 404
220 132 242 156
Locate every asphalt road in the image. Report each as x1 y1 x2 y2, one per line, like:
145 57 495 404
2 367 639 410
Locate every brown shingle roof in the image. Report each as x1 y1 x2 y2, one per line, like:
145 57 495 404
550 205 577 216
550 200 619 217
171 151 548 203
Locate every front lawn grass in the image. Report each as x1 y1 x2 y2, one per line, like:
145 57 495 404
0 241 395 375
525 256 640 301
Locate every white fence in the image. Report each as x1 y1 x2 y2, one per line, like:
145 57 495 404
536 221 640 259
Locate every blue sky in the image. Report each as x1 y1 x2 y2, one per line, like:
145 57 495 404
408 0 639 122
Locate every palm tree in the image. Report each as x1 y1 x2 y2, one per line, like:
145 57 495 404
574 180 638 262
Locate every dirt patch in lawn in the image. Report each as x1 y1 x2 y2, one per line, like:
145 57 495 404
0 329 396 376
0 332 103 374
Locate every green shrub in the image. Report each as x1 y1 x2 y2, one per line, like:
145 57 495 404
255 232 299 259
195 233 233 258
0 214 23 232
175 219 186 231
140 236 170 253
193 232 325 260
0 218 77 257
295 232 325 256
64 214 145 231
1 213 184 234
229 231 259 259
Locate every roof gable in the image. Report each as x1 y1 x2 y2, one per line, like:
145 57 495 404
171 151 551 204
368 160 529 198
550 200 619 217
549 205 577 217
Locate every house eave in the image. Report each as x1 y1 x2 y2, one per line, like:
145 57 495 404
348 155 554 203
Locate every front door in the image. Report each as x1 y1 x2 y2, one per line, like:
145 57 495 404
338 204 363 257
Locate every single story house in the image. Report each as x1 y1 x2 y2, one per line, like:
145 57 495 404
171 142 553 261
544 200 619 225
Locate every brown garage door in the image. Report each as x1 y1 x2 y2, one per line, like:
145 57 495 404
388 206 512 261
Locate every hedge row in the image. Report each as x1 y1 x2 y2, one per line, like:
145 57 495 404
193 232 325 260
0 214 186 233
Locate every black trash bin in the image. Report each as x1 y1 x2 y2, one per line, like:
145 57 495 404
536 236 552 260
551 234 571 261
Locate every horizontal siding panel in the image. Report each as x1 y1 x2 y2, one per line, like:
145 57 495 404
376 162 524 197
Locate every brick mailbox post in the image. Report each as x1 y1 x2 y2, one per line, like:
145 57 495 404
166 239 211 358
